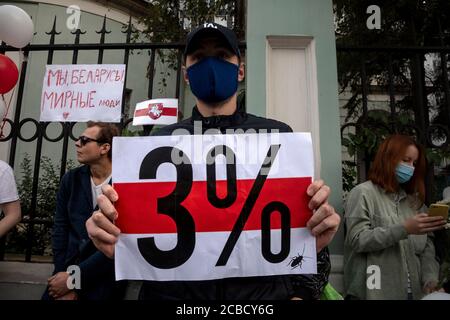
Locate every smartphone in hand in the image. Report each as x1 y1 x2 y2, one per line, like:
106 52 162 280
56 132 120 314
428 203 449 220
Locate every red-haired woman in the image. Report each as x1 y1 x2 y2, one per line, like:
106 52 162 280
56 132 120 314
344 135 446 300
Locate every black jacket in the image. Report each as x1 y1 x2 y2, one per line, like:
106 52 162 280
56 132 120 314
47 165 125 300
138 105 331 300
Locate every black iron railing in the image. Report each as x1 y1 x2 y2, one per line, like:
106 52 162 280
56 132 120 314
338 44 450 203
0 14 245 262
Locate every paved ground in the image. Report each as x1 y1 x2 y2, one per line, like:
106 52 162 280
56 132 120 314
0 255 344 300
0 261 52 300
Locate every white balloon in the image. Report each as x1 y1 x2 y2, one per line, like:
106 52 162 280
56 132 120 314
0 98 6 120
0 5 34 49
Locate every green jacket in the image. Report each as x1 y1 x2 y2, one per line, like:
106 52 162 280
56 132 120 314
344 181 439 300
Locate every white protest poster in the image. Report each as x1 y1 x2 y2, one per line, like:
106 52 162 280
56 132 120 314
40 64 125 122
113 132 317 281
133 99 178 126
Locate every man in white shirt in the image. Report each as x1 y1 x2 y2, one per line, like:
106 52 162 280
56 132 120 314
0 160 21 238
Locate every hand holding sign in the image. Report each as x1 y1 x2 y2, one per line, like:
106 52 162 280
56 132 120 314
86 185 120 258
305 180 340 252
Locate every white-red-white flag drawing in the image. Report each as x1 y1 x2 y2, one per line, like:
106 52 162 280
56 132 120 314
132 98 178 126
113 133 317 281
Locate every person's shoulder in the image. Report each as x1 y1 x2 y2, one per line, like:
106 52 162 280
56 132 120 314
61 165 88 181
348 181 380 198
345 181 379 211
245 113 293 133
352 180 375 191
0 160 12 170
0 160 14 177
150 118 193 136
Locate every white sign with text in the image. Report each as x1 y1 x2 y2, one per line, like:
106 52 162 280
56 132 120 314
40 64 125 122
113 133 317 281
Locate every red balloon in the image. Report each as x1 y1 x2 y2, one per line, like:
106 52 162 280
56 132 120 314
0 54 19 94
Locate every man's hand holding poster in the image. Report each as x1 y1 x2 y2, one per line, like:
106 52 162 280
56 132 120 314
112 132 317 281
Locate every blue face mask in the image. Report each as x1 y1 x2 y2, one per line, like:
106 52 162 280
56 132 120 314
395 163 415 184
187 57 239 104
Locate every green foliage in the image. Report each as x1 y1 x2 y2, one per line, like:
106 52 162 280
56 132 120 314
334 0 450 124
335 0 450 195
341 109 405 191
334 0 450 47
133 0 239 43
342 160 357 194
6 154 76 256
121 128 144 137
128 0 242 94
333 0 450 283
341 108 450 195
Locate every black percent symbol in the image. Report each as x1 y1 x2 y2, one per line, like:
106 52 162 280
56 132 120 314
137 143 292 269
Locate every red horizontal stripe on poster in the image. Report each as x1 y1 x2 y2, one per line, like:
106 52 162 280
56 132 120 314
134 107 177 117
114 177 312 234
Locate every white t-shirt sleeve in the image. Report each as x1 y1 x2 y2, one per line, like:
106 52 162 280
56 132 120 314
0 161 19 204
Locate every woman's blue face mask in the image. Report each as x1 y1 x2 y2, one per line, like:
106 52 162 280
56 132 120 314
187 57 239 104
395 163 415 184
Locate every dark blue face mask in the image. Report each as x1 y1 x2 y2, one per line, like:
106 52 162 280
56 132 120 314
187 57 239 104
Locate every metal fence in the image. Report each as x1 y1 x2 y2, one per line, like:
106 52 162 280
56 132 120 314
0 14 245 262
337 43 450 203
3 13 448 263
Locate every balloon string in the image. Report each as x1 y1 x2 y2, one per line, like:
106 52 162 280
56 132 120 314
0 87 16 138
0 94 5 139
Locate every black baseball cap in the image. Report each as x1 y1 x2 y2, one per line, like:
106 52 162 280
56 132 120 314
184 22 241 59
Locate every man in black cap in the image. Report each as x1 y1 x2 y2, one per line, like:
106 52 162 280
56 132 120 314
86 22 340 300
